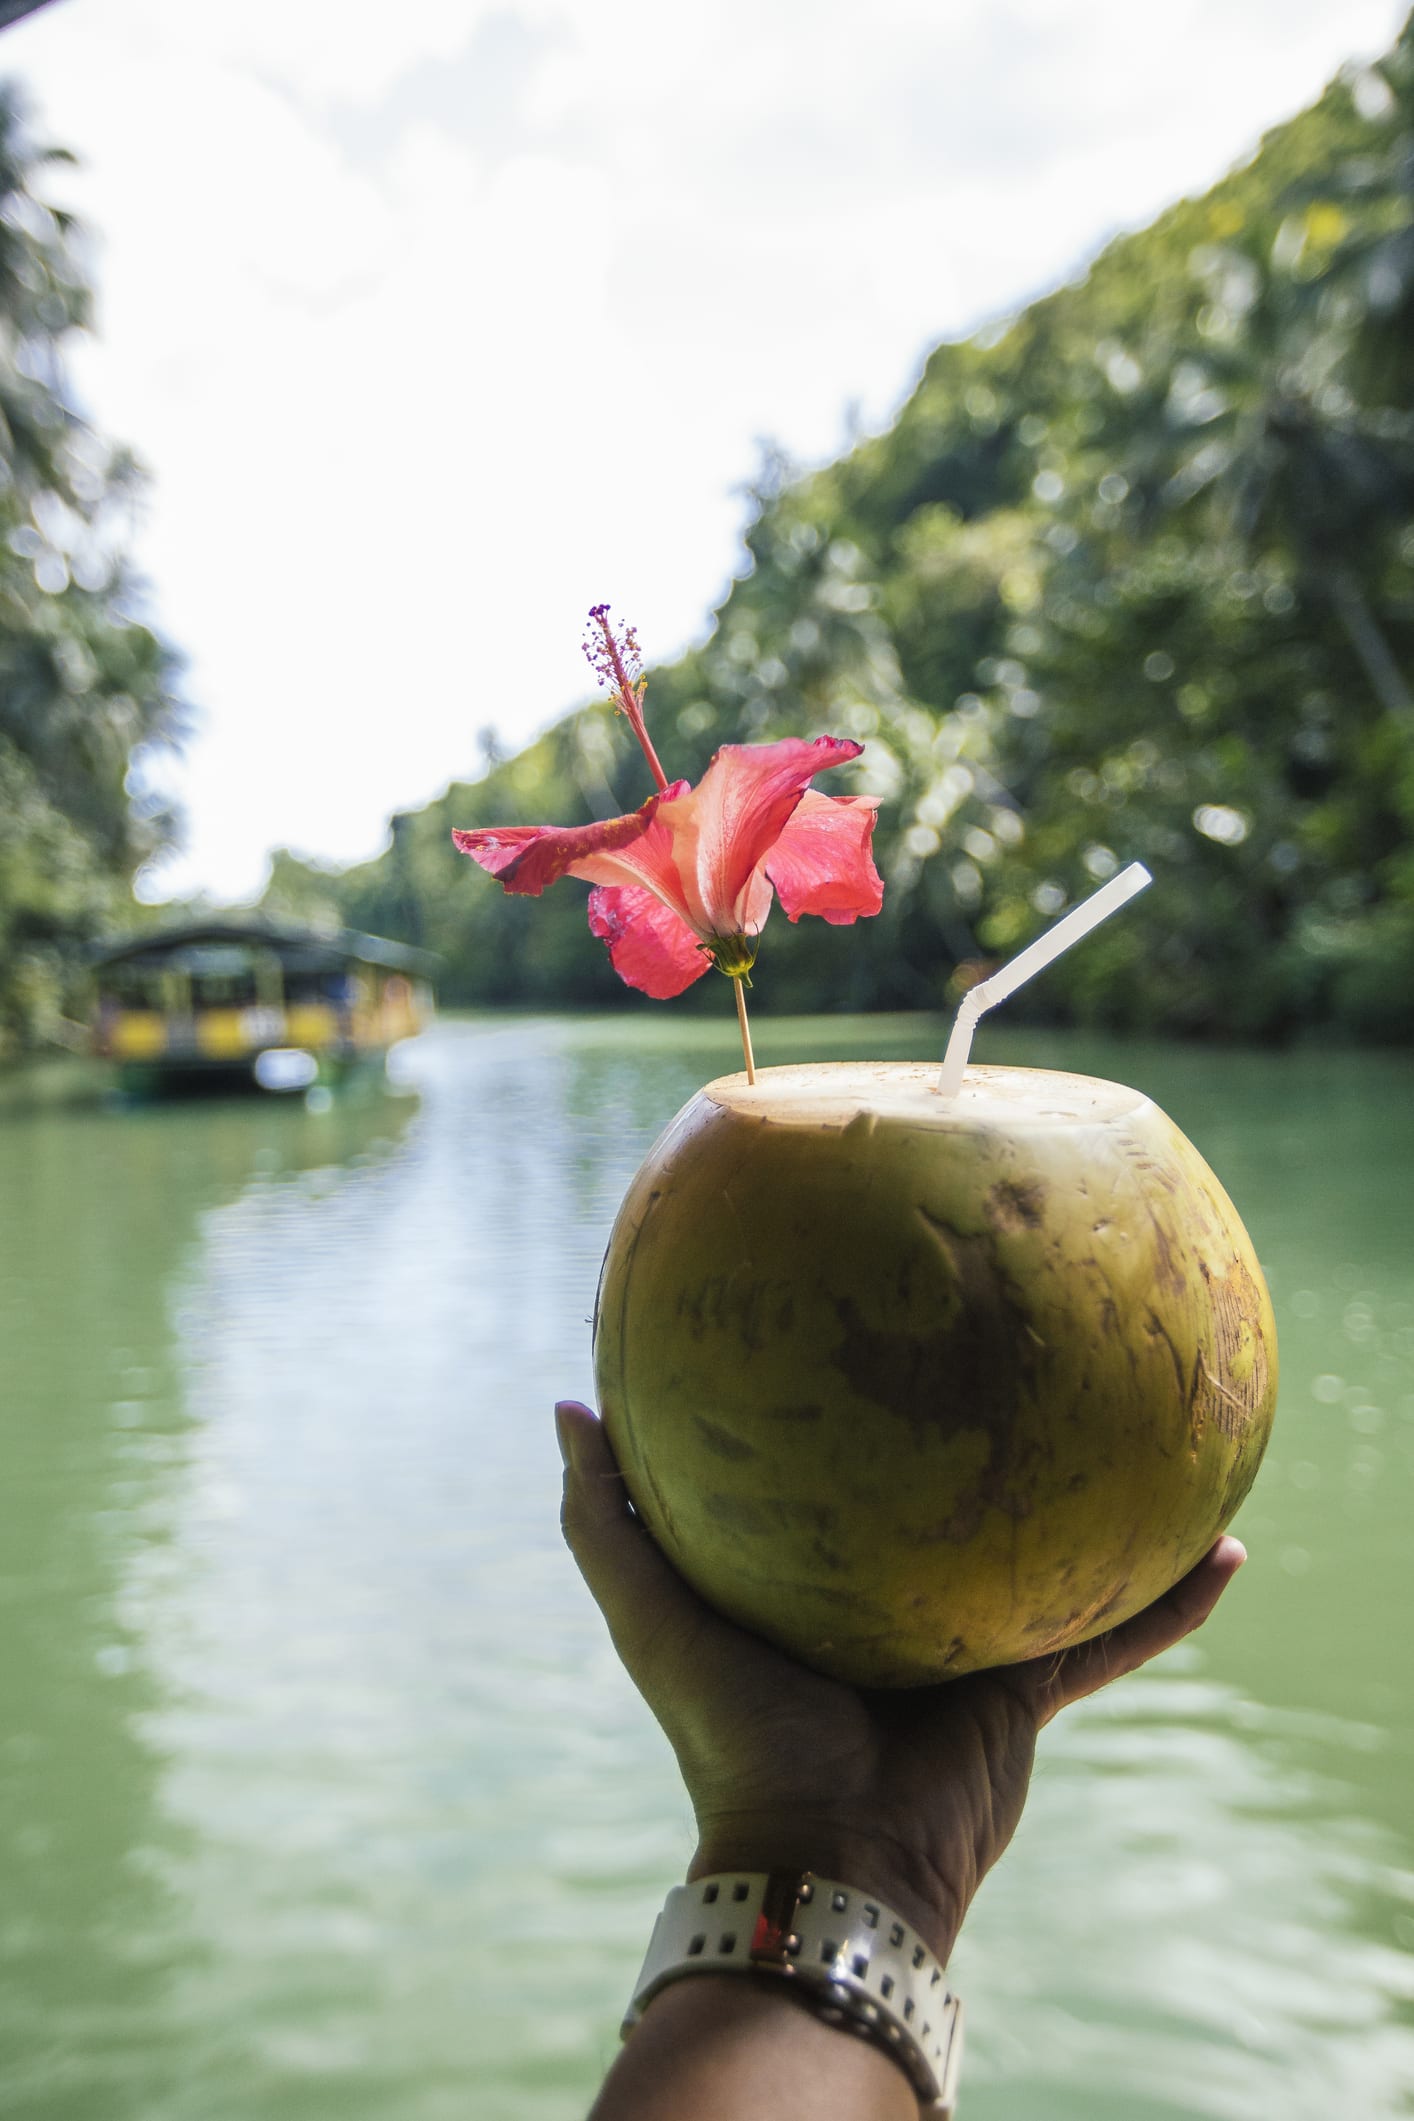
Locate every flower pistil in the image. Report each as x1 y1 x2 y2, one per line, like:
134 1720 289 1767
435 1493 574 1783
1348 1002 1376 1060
583 603 668 792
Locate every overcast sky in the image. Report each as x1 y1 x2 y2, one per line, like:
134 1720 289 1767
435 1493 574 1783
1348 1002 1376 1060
4 0 1407 902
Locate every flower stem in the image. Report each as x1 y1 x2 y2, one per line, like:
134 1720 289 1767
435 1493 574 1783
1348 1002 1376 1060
734 976 756 1084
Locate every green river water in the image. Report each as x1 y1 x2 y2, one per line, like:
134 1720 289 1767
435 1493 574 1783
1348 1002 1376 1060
0 1013 1410 2120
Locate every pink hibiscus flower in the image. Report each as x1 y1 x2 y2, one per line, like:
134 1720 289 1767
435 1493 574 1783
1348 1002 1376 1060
452 733 883 999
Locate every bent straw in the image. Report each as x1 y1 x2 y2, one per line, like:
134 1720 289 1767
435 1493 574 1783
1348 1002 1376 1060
936 862 1152 1098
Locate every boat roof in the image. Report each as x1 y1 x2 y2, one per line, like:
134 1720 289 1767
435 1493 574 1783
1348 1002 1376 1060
90 918 440 979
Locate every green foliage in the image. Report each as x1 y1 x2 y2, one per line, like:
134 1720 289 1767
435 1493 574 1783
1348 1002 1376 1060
273 20 1414 1041
0 83 185 1055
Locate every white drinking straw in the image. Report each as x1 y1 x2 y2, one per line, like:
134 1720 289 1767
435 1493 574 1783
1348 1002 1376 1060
936 862 1152 1098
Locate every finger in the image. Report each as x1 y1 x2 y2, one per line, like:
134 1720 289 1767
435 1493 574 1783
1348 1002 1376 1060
1027 1536 1247 1724
555 1399 717 1684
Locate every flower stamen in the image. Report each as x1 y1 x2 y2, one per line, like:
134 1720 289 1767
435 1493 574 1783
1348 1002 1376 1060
583 603 669 793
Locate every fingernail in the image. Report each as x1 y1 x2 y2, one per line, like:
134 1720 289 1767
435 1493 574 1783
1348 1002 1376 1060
554 1401 578 1472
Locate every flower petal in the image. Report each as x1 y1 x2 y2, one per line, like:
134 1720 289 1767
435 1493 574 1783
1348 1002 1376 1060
451 824 554 886
451 781 690 897
586 884 712 998
658 736 865 934
764 789 884 925
562 786 695 916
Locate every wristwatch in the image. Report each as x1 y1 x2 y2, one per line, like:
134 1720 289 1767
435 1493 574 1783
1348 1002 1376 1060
622 1869 964 2115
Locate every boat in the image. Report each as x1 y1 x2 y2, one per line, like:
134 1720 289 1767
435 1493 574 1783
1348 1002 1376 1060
89 919 438 1097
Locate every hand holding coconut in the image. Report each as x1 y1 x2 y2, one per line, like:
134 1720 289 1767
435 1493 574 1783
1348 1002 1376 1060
457 607 1274 2116
557 1398 1246 2121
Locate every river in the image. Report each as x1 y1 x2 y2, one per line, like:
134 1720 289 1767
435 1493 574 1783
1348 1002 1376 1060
0 1013 1410 2120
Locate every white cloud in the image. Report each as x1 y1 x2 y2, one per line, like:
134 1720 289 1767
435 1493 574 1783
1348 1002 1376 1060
1 0 1405 899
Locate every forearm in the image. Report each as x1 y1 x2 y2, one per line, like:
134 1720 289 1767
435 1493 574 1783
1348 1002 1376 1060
592 1847 962 2121
588 1974 917 2121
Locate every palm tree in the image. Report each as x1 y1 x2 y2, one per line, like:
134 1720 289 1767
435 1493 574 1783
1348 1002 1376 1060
1149 223 1412 720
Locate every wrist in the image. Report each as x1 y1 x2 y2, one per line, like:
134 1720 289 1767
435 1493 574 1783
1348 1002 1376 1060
688 1819 966 1965
601 1975 918 2120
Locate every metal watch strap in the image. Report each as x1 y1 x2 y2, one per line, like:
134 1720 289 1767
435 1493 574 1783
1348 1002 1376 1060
622 1869 963 2116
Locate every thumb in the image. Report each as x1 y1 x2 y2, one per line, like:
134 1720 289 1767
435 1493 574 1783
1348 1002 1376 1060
555 1400 714 1687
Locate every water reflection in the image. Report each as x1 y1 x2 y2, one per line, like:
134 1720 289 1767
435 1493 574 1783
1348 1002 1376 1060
963 1667 1412 2118
0 1070 418 2119
0 1020 1411 2120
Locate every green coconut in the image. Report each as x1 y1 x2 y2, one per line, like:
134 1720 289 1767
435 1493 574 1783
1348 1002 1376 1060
593 1062 1277 1687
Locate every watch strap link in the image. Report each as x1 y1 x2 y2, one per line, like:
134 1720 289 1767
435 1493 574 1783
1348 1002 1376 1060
622 1869 963 2116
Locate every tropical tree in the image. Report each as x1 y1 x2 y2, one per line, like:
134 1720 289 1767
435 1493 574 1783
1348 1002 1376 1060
0 83 186 1053
267 17 1414 1041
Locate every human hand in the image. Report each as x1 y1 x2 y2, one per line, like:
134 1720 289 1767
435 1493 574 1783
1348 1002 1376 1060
555 1398 1246 1963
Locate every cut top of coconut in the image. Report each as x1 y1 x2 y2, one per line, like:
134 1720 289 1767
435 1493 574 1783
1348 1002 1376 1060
704 1061 1151 1135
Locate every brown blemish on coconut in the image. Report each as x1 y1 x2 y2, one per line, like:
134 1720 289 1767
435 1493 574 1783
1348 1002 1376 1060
1191 1258 1271 1447
675 1273 797 1352
987 1178 1046 1233
827 1213 1054 1543
733 1575 893 1622
1144 1307 1188 1404
1146 1205 1188 1297
693 1414 757 1463
831 1214 1037 1448
704 1493 840 1539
